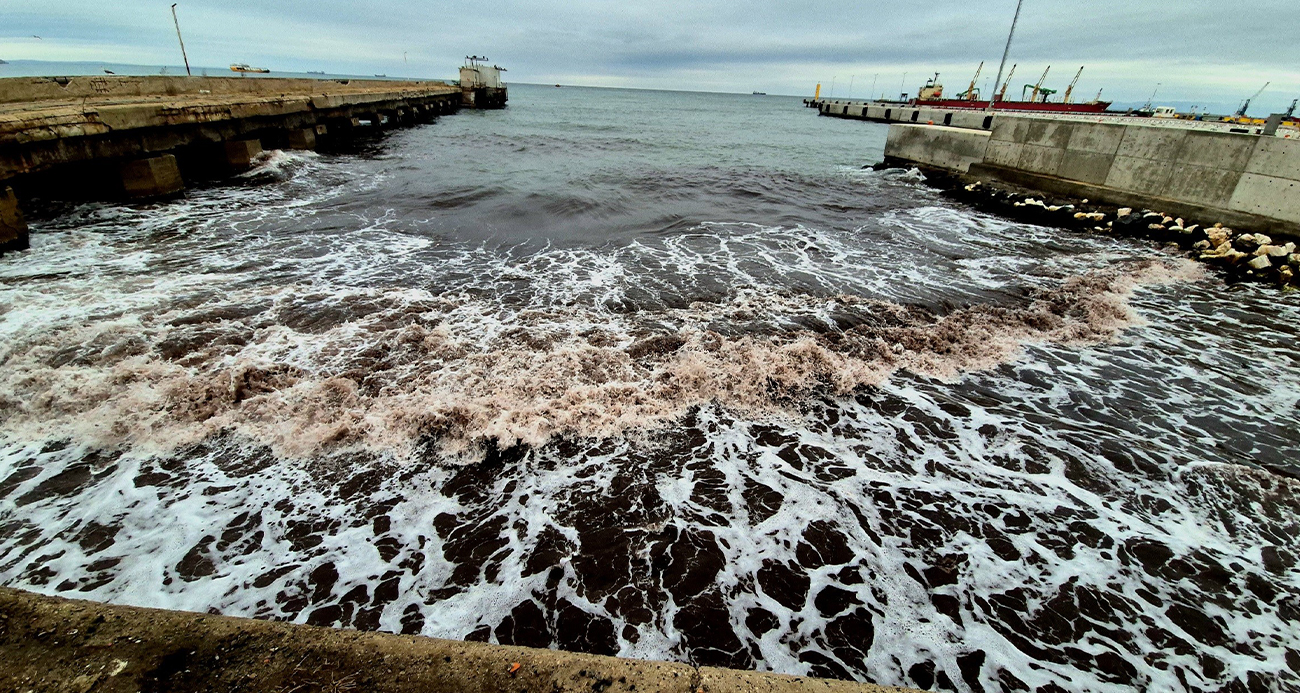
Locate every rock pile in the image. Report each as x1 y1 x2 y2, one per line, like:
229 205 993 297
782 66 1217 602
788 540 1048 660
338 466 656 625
931 176 1300 288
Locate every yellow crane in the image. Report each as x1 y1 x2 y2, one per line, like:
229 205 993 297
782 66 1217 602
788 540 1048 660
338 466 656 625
1063 66 1084 104
997 64 1017 103
1024 65 1051 103
960 61 984 101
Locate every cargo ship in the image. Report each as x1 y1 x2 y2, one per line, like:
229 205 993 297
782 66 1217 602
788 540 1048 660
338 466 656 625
907 66 1110 114
229 63 270 74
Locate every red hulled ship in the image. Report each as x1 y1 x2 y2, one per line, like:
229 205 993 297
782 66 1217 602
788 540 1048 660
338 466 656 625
908 67 1111 114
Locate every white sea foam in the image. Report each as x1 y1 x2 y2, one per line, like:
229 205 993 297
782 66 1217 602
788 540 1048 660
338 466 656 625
1 146 1297 692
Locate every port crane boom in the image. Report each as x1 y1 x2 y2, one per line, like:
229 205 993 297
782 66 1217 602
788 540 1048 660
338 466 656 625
1063 66 1084 104
1235 82 1270 117
997 64 1017 102
1023 66 1051 102
960 61 984 101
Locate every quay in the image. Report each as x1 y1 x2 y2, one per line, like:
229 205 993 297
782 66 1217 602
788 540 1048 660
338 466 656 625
807 97 1300 284
0 75 472 255
808 98 1298 238
878 112 1299 238
0 587 912 693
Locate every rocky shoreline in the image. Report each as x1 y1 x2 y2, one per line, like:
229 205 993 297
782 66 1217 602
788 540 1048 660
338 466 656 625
880 163 1300 289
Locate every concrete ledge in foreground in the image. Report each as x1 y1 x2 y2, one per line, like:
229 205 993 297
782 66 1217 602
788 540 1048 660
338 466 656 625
0 587 914 693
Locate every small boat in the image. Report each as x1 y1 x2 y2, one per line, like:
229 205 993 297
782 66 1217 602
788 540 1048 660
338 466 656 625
753 91 766 95
375 74 387 78
230 63 270 74
555 84 562 88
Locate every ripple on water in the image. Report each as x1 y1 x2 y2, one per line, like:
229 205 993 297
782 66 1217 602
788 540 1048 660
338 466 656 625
1 144 1298 693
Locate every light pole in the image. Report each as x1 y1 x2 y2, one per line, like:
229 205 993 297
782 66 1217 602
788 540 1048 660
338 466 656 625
988 0 1024 111
171 4 191 76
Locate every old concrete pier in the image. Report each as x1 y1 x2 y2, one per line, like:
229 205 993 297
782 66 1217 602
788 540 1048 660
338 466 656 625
0 587 913 693
0 75 464 253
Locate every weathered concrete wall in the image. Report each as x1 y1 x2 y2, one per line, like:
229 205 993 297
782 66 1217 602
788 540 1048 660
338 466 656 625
820 100 995 132
885 124 991 173
886 114 1299 235
0 185 28 253
0 75 436 104
0 77 461 184
0 588 912 693
1230 137 1300 224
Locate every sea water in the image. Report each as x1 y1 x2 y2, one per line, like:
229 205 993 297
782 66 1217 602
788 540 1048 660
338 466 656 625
1 83 1297 692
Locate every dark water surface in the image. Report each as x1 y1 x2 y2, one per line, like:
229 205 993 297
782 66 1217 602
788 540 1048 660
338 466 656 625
2 84 1298 692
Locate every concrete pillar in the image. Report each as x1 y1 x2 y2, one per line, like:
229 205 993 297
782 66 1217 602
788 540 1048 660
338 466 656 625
121 154 185 199
0 186 29 253
223 139 263 171
286 128 316 150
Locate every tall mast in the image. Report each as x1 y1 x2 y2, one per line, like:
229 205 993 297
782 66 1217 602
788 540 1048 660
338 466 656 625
170 4 191 76
987 0 1024 111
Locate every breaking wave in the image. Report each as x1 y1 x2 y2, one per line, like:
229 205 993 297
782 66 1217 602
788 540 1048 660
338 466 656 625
0 229 1196 460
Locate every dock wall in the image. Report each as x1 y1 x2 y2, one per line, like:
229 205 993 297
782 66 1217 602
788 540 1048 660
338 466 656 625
884 117 1300 235
884 124 990 173
819 100 994 131
0 75 468 253
0 587 912 693
0 75 420 104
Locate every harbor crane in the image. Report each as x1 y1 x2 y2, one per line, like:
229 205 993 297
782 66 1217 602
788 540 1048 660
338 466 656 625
997 64 1017 103
1287 98 1297 118
1023 66 1051 102
1235 82 1269 117
959 61 984 101
1062 66 1084 104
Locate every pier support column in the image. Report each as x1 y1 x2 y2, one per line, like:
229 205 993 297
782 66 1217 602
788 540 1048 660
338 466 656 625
223 139 263 171
286 128 316 150
0 186 29 254
121 154 185 199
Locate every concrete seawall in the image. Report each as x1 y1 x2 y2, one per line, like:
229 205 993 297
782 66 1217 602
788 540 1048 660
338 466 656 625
0 75 466 254
0 587 913 693
882 116 1299 237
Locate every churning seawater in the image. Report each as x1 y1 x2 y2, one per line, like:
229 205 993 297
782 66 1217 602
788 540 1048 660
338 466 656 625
2 84 1298 692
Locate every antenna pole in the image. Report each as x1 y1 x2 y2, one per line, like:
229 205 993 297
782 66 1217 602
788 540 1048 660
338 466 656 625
988 0 1023 111
171 4 191 76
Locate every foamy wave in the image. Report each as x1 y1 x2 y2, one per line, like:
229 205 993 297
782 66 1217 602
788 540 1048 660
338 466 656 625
0 258 1198 460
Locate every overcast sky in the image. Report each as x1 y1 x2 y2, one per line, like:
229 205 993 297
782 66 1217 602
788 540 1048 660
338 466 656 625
4 0 1298 112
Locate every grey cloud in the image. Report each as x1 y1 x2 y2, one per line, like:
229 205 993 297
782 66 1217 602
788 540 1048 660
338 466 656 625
2 0 1296 111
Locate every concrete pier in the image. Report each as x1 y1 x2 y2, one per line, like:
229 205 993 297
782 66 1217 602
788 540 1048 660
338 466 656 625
880 115 1300 237
0 587 912 693
0 74 464 244
0 185 27 253
120 154 185 199
222 138 264 171
287 127 317 150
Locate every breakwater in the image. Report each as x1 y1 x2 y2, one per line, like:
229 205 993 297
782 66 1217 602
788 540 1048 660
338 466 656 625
0 75 465 254
0 587 911 693
873 114 1299 286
